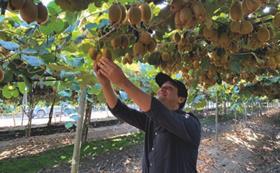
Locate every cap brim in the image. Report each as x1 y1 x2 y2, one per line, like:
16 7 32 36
155 72 174 87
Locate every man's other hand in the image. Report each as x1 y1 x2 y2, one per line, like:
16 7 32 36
97 58 128 88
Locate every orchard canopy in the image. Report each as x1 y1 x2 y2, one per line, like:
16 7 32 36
0 0 279 100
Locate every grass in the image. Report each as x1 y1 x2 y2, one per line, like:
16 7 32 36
0 132 144 173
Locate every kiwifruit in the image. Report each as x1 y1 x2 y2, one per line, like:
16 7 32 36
172 32 181 43
20 0 38 23
242 0 252 16
245 0 260 12
8 0 26 10
139 3 152 23
273 13 280 28
257 26 270 42
147 51 161 66
146 39 157 52
127 5 142 25
120 35 129 49
203 27 215 40
88 47 98 60
119 4 126 23
179 6 193 26
229 0 243 21
240 20 253 34
175 11 183 29
139 31 152 45
102 48 112 59
209 30 218 43
228 42 239 53
218 33 230 48
111 36 122 49
0 67 4 82
170 0 185 13
36 3 48 24
161 52 171 62
191 1 207 22
230 21 241 33
109 4 122 24
133 42 145 56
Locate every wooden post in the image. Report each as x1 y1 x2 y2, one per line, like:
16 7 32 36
215 92 219 141
71 87 87 173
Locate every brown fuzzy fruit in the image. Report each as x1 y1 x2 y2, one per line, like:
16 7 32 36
229 0 243 21
20 0 38 23
172 32 181 43
230 21 241 33
139 31 152 45
175 11 183 29
127 5 142 25
88 47 98 60
203 27 215 40
191 1 207 22
133 42 145 56
170 0 185 13
0 67 4 82
111 36 122 49
119 4 126 23
240 20 253 34
218 33 230 48
139 3 152 23
245 0 260 12
120 35 129 49
273 13 280 28
109 4 122 24
102 48 112 59
8 0 26 10
161 52 171 62
36 3 48 24
242 0 252 16
257 26 270 42
147 39 157 52
179 6 193 26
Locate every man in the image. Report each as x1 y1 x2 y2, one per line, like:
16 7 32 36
94 57 201 173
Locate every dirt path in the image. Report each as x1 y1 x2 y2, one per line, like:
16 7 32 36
38 109 279 173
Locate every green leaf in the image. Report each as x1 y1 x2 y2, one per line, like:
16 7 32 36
11 89 19 98
2 85 12 99
21 55 45 67
17 82 27 94
88 84 101 95
0 40 19 50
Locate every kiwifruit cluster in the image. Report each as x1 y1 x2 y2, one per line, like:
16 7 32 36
8 0 48 24
273 13 280 29
170 0 207 29
0 67 4 82
110 35 129 50
88 47 112 63
55 0 94 11
108 3 152 26
133 31 156 57
172 33 194 53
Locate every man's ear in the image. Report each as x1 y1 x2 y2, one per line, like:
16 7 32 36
178 97 186 104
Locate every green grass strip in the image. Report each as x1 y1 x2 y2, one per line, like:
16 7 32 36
0 132 144 173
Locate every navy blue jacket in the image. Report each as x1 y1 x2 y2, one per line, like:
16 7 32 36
109 97 201 173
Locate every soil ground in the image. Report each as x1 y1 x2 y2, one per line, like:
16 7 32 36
1 109 279 173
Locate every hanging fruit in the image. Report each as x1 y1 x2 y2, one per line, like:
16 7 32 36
139 3 152 23
8 0 26 10
229 0 243 21
0 67 4 82
19 0 38 24
36 2 48 24
109 3 122 24
127 5 142 25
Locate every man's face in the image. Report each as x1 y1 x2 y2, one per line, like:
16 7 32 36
157 81 181 108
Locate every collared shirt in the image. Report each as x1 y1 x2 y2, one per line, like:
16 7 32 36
108 97 201 173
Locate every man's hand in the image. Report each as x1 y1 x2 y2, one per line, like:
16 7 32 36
97 58 128 89
93 62 110 86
